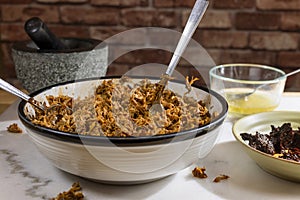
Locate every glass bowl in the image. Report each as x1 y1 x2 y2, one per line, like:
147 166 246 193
209 64 286 119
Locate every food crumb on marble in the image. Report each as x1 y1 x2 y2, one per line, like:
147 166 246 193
7 123 23 133
213 174 230 183
192 166 230 182
51 182 84 200
192 167 208 178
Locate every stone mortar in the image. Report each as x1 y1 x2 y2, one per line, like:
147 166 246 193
12 38 108 92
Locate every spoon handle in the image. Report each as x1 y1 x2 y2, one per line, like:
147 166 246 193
165 0 209 76
282 68 300 79
0 78 31 102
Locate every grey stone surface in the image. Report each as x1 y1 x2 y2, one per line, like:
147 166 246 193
12 38 108 92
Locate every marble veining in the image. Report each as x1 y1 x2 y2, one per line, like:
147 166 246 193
1 95 300 199
0 149 52 199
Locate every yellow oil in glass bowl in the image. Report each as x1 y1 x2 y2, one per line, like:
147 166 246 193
225 89 278 115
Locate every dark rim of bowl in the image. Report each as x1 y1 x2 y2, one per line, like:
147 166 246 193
12 37 106 53
18 76 228 146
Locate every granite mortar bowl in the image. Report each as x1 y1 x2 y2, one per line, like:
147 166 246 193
12 38 108 93
18 76 228 184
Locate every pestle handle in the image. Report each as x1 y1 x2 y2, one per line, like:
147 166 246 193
24 17 66 50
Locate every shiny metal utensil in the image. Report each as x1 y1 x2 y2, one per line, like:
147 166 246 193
0 78 46 111
229 68 300 100
0 78 69 114
150 0 209 115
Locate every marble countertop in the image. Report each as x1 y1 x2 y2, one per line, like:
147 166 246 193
0 93 300 200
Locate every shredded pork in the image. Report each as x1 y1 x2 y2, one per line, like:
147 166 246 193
30 78 211 137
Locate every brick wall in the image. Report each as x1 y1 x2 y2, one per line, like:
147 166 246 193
0 0 300 91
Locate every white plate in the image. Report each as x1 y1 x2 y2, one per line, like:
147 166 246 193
232 111 300 182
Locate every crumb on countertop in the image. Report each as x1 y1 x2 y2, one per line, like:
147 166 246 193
192 167 208 179
213 174 230 183
7 123 23 133
51 182 84 200
192 166 230 183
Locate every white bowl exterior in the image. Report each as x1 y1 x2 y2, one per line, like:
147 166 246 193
26 125 222 183
21 78 227 183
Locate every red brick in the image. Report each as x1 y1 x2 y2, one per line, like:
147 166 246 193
278 51 300 67
236 12 281 30
127 0 148 7
0 0 32 3
60 6 119 25
148 28 180 46
153 0 174 8
284 68 300 91
89 26 127 41
207 49 221 64
194 30 249 48
1 5 59 23
37 0 87 3
219 50 277 65
139 0 148 7
257 0 300 10
174 0 197 7
121 9 177 27
182 10 232 29
1 43 13 65
113 48 171 65
0 43 15 79
188 66 212 87
90 27 147 45
175 65 193 79
91 0 121 6
0 23 28 41
48 25 90 38
178 47 218 67
0 0 300 92
152 0 196 8
281 12 300 31
91 0 145 7
249 32 298 50
106 63 131 76
121 10 153 26
214 0 255 9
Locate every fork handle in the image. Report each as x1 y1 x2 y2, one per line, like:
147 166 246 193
165 0 209 76
0 78 31 101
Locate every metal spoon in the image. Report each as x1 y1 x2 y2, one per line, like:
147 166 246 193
150 0 209 115
0 78 70 115
228 68 300 100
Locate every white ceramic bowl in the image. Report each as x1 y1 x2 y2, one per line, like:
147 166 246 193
18 76 228 184
232 111 300 182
